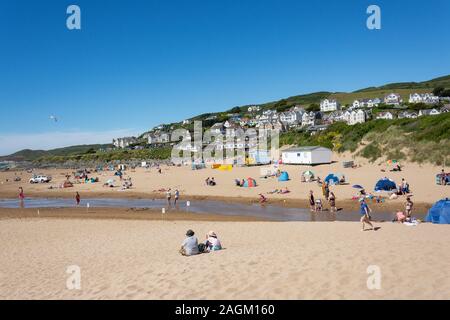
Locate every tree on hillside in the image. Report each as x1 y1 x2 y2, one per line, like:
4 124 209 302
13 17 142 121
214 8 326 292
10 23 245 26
306 103 320 112
433 87 445 97
227 107 241 114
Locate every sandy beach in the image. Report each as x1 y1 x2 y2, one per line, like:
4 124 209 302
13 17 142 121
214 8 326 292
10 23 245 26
0 215 449 300
0 154 447 214
1 155 448 300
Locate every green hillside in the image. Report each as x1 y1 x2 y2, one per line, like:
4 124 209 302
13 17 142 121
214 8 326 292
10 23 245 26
280 112 450 165
1 144 111 162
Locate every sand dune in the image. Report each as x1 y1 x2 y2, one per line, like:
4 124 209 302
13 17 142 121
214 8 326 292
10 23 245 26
1 217 449 300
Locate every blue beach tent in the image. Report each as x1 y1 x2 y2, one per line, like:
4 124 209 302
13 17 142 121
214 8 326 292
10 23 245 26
374 178 397 192
325 174 340 185
425 198 450 224
278 171 290 182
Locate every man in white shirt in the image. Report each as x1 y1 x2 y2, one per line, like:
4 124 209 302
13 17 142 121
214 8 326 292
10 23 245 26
180 230 199 256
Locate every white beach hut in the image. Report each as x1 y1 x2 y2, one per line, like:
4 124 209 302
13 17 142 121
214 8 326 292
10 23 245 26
281 146 332 165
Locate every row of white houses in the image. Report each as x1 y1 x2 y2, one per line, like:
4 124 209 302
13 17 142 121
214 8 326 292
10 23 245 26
320 92 440 112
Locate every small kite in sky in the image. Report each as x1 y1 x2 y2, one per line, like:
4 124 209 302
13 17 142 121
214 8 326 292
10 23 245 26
49 115 58 122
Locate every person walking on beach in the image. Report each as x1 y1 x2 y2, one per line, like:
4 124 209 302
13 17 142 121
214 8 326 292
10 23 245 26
405 197 413 219
325 183 330 201
18 187 25 208
309 190 315 212
329 191 336 212
18 187 25 201
321 182 327 199
360 199 375 231
174 189 180 206
75 192 81 206
166 189 172 206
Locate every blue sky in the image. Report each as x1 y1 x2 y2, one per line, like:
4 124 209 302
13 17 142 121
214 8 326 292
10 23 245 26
0 0 449 155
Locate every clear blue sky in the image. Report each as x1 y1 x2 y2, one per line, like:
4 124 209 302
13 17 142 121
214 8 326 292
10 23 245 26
0 0 449 155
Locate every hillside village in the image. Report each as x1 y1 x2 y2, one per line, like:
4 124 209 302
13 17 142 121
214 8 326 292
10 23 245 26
113 91 450 151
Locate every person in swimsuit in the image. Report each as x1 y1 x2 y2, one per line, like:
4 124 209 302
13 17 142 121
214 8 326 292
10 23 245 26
405 197 413 219
75 192 81 206
329 191 336 212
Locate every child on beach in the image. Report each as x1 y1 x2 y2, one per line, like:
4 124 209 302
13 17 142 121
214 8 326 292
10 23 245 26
329 191 336 212
174 189 180 206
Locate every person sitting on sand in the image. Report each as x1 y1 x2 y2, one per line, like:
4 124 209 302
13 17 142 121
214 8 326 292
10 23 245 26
259 193 268 204
209 177 216 186
329 191 336 212
396 211 407 223
180 230 200 256
315 199 323 212
360 199 375 231
205 231 222 252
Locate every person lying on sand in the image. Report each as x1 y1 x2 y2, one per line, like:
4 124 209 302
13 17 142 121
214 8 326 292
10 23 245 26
279 187 290 194
179 229 200 256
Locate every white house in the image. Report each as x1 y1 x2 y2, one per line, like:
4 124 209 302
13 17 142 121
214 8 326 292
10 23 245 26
398 111 418 119
282 146 332 165
409 93 440 104
301 111 318 127
346 110 367 125
376 112 394 120
320 99 340 112
279 110 303 125
352 98 381 109
419 108 441 117
384 93 403 105
113 137 138 149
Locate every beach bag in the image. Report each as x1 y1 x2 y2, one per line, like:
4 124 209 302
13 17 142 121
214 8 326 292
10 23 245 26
198 243 207 253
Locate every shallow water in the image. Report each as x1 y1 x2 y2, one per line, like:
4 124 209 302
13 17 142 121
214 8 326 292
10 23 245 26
0 197 426 222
